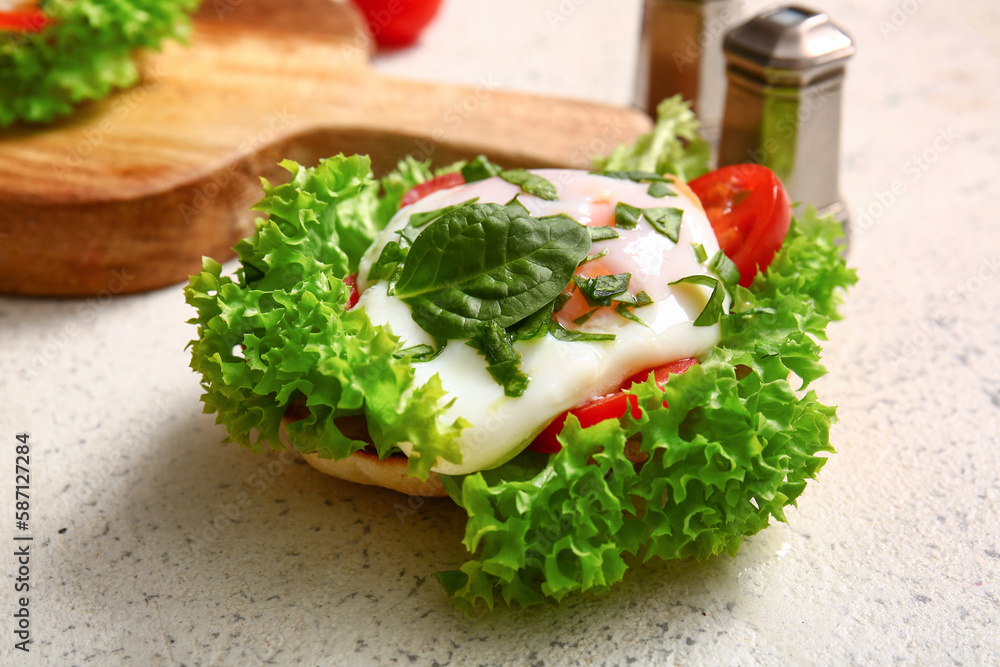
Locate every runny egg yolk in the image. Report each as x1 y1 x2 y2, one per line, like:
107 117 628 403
355 170 725 475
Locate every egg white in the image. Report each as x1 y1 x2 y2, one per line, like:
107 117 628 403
355 170 724 475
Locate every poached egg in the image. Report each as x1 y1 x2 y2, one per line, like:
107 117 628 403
356 169 724 475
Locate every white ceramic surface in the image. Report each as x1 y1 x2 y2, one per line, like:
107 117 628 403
2 0 999 664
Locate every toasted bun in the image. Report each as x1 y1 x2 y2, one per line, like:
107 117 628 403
279 417 447 497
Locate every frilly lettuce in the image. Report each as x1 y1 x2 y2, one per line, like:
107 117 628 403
1 0 201 127
437 207 855 611
593 95 711 182
185 155 465 480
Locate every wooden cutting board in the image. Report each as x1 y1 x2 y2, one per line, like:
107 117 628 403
0 0 651 296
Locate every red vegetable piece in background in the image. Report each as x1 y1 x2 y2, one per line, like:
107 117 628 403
351 0 444 49
0 9 50 32
529 357 697 453
688 164 791 287
344 273 360 310
399 171 465 209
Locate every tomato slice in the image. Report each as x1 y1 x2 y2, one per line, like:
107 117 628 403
688 164 791 287
529 358 697 453
398 172 466 209
350 0 443 48
344 273 360 310
0 9 49 32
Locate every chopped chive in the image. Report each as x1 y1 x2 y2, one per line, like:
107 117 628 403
692 243 708 263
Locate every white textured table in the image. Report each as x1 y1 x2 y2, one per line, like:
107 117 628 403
2 1 999 664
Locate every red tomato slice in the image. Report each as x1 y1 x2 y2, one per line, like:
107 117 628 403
398 172 466 209
529 358 697 453
344 273 360 310
0 9 49 32
688 164 791 287
350 0 443 48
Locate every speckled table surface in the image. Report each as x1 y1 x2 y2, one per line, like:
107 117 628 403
2 0 999 665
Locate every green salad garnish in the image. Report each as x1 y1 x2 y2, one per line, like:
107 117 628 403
185 97 856 612
1 0 200 127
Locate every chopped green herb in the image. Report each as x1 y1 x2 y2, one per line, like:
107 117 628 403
394 342 446 362
708 250 740 288
510 300 557 340
580 248 609 266
644 206 684 243
461 155 502 183
692 243 708 263
547 320 616 342
595 170 668 183
614 302 648 326
500 169 559 201
614 202 642 230
572 308 600 325
574 273 633 307
552 291 573 313
469 321 529 397
647 181 676 198
610 290 638 305
669 275 726 326
632 290 653 307
588 226 620 242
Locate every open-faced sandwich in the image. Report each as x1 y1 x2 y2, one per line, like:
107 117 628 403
0 0 199 127
185 98 855 611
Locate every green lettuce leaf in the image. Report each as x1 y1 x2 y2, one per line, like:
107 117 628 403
0 0 201 127
185 97 854 613
593 95 711 181
185 156 467 481
436 209 856 612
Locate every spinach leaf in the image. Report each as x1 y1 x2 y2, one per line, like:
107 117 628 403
393 204 591 339
504 196 530 218
401 198 479 244
369 240 406 283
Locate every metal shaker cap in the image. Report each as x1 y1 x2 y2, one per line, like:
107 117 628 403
723 6 855 85
718 5 855 228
